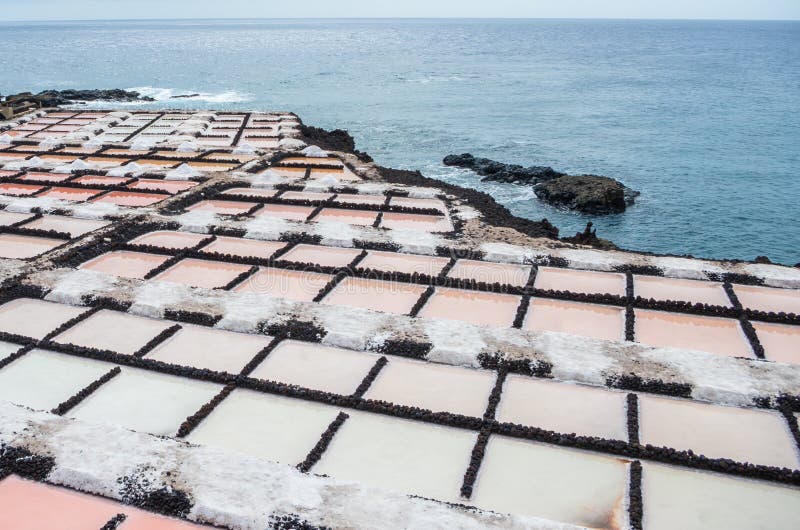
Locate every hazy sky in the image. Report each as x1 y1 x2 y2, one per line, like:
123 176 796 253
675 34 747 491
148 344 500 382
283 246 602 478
1 0 799 21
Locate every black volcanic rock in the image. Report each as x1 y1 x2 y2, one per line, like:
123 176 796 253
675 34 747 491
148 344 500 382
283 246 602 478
534 175 638 215
3 89 154 107
443 153 564 184
444 153 639 215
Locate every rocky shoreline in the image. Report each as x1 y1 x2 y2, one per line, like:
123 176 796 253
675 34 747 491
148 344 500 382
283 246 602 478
1 89 154 108
443 153 638 215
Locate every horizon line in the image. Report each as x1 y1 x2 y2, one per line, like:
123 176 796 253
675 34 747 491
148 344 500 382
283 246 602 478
1 16 800 23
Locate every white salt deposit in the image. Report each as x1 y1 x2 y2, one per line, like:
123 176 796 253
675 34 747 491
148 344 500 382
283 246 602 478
107 162 145 177
177 141 200 152
130 138 155 151
39 137 63 150
45 269 117 306
0 134 12 145
278 138 306 150
53 159 95 174
250 169 284 187
232 143 257 155
300 145 329 158
244 215 290 241
166 163 202 180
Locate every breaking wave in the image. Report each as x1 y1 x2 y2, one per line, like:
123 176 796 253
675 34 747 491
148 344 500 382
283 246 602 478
127 86 252 103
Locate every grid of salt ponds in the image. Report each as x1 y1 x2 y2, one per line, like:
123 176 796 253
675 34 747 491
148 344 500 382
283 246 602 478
0 167 199 207
5 110 299 148
0 475 211 529
0 212 110 259
186 187 453 233
2 111 110 140
0 297 798 529
76 231 800 363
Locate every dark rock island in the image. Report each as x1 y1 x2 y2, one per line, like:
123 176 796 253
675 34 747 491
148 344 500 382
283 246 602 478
443 153 638 215
1 89 154 108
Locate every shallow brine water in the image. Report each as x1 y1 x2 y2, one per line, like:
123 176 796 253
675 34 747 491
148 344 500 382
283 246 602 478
2 19 798 263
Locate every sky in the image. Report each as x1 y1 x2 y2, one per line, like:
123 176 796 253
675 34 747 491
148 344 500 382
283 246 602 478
1 0 799 21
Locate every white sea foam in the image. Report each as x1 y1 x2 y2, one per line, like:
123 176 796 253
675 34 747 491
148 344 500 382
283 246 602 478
128 86 252 104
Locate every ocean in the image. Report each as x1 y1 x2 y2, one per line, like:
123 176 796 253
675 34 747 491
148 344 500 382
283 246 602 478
1 18 798 264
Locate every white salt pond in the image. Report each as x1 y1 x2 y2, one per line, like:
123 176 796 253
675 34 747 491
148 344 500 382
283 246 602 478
447 259 531 287
470 436 629 529
53 309 172 355
187 389 341 465
145 324 272 374
322 277 427 315
249 340 376 395
0 349 112 411
69 366 220 436
642 462 800 530
312 410 475 502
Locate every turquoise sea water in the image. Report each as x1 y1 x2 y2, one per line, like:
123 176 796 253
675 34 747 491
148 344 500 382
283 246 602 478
1 19 798 264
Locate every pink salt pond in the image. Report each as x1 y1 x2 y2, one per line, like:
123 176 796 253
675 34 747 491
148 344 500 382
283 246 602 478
0 298 85 339
390 196 448 212
154 258 252 289
254 203 315 221
0 233 63 259
358 250 449 276
38 186 102 202
279 244 361 267
322 277 427 315
18 171 72 183
281 191 334 201
0 183 44 196
634 309 753 358
187 200 258 215
447 259 531 287
80 251 170 279
220 187 278 199
753 321 800 365
71 175 129 186
0 210 33 226
523 298 625 341
200 236 286 259
130 231 208 250
380 212 454 232
128 179 198 193
53 310 173 355
311 207 379 226
334 193 386 206
534 266 626 297
22 215 109 237
233 267 331 301
733 284 800 314
634 275 731 306
418 287 521 327
91 190 168 207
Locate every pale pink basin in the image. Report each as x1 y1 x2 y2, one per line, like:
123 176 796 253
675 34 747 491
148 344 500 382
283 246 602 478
0 211 33 226
753 321 800 365
281 191 334 201
20 215 109 237
734 284 800 314
322 277 427 314
0 233 63 259
129 231 208 250
186 200 258 215
53 309 173 355
80 251 170 279
201 236 286 259
220 187 277 199
447 259 531 287
634 309 753 358
253 203 315 221
0 183 44 196
523 299 625 341
233 267 332 301
635 275 731 306
127 179 198 194
0 298 85 339
419 287 520 327
279 244 361 267
335 193 385 206
311 208 379 226
153 258 251 289
380 212 453 232
358 250 449 276
534 267 626 297
38 187 102 202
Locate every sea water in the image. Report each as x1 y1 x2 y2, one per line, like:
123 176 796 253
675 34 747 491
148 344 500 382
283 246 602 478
1 19 798 263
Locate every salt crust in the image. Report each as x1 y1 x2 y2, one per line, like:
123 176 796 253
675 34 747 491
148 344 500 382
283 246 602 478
45 269 117 306
24 266 800 409
389 229 441 255
176 210 217 233
0 402 576 530
311 220 358 248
